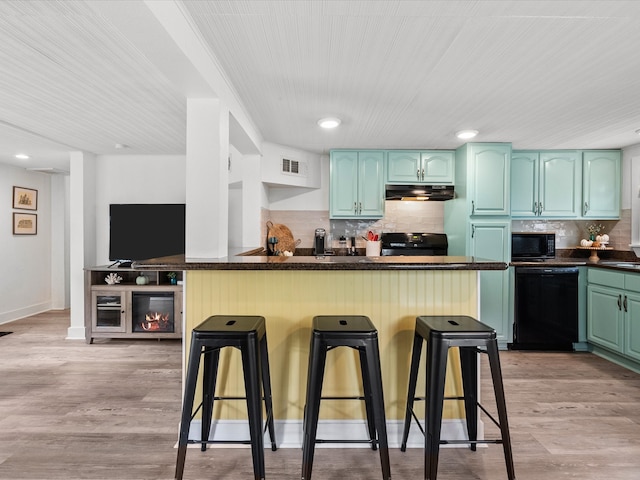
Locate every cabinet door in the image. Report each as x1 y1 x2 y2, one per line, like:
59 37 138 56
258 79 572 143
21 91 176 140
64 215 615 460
624 291 640 362
587 284 623 353
357 151 385 218
470 221 511 343
421 151 454 184
469 144 510 216
330 151 359 218
582 150 621 219
539 151 580 217
92 290 127 333
387 151 422 183
511 151 539 217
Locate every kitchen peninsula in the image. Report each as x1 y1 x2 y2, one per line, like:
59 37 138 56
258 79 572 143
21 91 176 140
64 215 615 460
134 254 506 445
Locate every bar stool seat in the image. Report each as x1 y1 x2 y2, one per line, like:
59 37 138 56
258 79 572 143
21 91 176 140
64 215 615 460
175 315 277 480
400 315 515 480
301 315 391 480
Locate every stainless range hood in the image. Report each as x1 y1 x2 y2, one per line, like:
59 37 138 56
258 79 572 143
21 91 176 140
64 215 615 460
385 184 455 201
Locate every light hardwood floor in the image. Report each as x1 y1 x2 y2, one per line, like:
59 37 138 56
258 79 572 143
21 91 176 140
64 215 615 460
2 310 640 479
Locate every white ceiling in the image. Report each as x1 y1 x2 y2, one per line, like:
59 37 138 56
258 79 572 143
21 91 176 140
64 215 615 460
2 0 640 173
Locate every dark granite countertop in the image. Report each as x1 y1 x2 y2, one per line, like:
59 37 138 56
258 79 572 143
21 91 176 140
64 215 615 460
132 253 507 271
510 249 640 271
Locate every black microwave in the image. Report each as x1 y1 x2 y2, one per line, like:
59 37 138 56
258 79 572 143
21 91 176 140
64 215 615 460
512 233 555 261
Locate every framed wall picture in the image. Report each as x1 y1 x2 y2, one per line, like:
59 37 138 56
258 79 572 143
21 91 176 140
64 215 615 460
13 213 37 235
13 186 38 210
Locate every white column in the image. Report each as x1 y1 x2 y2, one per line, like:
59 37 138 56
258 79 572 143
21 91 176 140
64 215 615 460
50 174 70 309
242 154 265 247
68 151 96 340
186 98 230 258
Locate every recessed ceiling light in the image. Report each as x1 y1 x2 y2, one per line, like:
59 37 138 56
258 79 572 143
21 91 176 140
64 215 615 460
15 153 30 160
455 130 479 140
114 143 130 149
317 117 341 129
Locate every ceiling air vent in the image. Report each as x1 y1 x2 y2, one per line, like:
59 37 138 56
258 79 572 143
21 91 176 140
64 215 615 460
282 157 307 177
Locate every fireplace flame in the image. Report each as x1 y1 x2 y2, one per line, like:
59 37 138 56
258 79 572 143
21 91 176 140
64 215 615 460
140 312 170 331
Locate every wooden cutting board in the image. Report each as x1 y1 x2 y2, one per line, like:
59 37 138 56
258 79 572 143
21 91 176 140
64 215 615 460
266 221 298 254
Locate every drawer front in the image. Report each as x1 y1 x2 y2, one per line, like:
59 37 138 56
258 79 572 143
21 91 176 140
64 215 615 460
588 268 624 289
624 273 640 293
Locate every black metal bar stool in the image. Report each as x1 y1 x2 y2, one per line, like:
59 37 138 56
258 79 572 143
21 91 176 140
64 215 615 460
400 315 515 480
301 315 391 480
175 315 277 480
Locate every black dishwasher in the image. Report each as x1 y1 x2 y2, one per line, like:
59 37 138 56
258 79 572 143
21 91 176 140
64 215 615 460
512 266 579 351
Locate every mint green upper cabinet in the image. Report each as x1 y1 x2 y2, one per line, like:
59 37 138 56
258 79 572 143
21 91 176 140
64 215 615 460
512 150 580 218
468 143 511 216
386 151 421 183
330 150 384 219
358 151 386 217
539 151 581 217
511 151 539 217
582 150 621 219
387 150 454 184
421 151 454 184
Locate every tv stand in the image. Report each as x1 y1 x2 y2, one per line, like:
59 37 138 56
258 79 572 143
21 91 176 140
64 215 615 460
84 266 183 344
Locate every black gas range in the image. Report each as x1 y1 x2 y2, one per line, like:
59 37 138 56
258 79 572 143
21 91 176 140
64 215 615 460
380 233 448 256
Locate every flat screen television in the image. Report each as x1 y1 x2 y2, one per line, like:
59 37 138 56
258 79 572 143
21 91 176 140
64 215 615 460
109 203 186 263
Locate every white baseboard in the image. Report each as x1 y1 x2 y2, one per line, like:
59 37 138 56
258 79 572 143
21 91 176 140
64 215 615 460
0 302 51 326
185 419 484 449
65 326 86 340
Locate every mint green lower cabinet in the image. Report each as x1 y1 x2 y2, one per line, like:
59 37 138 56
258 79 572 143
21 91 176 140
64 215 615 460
625 292 640 362
470 220 510 346
587 284 624 353
587 269 640 372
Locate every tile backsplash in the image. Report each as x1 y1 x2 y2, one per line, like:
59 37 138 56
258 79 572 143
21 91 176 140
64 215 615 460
263 205 632 252
512 209 631 250
264 201 445 249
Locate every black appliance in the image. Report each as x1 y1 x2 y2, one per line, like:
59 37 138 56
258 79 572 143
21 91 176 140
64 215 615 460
385 184 455 201
380 233 448 256
314 228 326 255
512 266 579 350
511 232 555 261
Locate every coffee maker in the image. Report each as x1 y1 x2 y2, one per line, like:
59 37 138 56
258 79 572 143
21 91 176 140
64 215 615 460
314 228 326 255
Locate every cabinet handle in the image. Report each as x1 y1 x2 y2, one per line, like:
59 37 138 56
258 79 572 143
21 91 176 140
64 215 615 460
471 225 476 238
533 202 538 215
538 202 543 215
584 201 589 215
354 202 358 214
618 294 622 310
471 200 475 215
421 168 425 181
358 202 362 215
417 169 421 180
624 295 628 312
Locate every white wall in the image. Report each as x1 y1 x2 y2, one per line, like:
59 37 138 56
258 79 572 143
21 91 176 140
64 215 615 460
0 164 54 324
94 155 186 265
261 142 322 189
625 143 640 245
268 154 329 211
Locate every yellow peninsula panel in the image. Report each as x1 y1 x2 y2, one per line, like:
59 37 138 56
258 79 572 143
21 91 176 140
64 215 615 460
184 269 479 422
